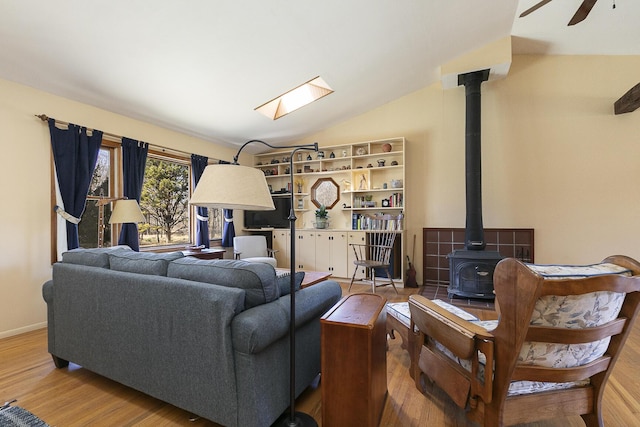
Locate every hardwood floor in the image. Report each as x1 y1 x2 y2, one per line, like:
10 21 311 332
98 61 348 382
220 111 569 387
2 282 639 426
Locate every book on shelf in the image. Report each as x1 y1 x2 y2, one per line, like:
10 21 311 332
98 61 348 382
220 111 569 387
351 213 403 231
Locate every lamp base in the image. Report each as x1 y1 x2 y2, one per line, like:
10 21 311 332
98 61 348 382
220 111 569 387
273 411 318 427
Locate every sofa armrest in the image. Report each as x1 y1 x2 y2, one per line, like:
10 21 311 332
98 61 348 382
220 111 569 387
232 280 342 354
42 280 54 353
42 280 53 303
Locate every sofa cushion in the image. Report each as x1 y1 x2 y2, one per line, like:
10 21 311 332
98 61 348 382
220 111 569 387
276 271 305 296
61 246 132 268
167 258 279 309
109 251 184 276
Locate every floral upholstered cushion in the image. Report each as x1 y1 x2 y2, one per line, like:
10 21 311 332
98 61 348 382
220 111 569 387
432 262 631 397
521 263 631 364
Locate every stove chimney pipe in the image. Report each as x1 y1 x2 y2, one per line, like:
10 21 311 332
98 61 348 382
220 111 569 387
458 69 489 251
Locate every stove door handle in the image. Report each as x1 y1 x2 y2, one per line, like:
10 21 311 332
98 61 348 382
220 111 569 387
475 268 489 277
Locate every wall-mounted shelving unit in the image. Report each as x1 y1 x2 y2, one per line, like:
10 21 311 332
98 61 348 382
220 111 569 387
253 137 405 231
250 137 406 281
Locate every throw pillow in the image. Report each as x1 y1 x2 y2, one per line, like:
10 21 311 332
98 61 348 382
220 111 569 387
276 271 305 296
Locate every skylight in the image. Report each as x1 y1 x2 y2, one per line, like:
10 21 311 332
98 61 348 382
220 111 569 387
255 76 333 120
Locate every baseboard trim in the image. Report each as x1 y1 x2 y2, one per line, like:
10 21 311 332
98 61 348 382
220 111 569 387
0 322 47 339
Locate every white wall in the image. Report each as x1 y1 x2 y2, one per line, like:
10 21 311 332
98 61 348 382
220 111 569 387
0 78 238 338
297 54 640 273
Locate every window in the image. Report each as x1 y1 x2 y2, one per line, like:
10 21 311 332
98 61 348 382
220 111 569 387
75 143 224 250
208 208 223 240
78 145 115 248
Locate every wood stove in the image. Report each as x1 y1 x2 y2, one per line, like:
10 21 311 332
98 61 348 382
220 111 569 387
448 69 502 299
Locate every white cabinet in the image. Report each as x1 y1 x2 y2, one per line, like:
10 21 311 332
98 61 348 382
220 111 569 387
347 231 367 280
272 230 290 268
272 230 355 278
295 230 316 270
315 231 348 277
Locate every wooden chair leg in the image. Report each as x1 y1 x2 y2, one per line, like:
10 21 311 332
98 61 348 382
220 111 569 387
349 266 358 292
580 413 604 427
387 268 398 294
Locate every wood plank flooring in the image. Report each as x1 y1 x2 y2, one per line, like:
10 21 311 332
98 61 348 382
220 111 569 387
1 282 639 426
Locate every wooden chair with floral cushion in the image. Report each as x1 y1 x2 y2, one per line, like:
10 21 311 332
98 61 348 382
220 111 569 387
408 255 640 426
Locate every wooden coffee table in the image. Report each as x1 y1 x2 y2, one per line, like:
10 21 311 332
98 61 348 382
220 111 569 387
275 269 332 288
182 248 226 259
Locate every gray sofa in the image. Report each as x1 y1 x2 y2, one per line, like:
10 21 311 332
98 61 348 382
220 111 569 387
42 247 342 427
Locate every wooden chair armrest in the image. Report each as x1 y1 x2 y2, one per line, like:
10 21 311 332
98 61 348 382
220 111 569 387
409 295 495 405
409 295 493 342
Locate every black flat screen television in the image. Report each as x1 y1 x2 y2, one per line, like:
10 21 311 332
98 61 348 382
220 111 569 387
243 196 291 229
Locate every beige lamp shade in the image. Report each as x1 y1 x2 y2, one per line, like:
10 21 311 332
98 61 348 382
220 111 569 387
189 164 275 210
109 199 145 224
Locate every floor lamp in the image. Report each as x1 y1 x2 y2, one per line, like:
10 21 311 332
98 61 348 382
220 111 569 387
189 140 318 427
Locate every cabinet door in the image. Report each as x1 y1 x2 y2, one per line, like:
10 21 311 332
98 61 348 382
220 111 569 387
315 232 348 277
314 233 332 273
330 232 348 278
271 230 289 268
347 231 367 279
295 230 316 270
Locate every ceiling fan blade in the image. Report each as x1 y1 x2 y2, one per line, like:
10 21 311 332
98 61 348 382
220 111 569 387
519 0 554 17
568 0 598 25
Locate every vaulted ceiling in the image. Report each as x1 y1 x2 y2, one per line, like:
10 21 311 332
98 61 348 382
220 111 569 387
1 1 638 151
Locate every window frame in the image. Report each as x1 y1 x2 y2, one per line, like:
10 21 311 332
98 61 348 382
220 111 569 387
51 138 223 261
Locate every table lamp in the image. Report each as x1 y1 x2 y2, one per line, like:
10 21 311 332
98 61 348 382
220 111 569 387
109 199 145 224
96 198 145 248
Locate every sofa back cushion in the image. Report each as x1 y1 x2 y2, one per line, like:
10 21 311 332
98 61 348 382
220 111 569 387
109 251 184 276
61 246 132 268
167 258 279 309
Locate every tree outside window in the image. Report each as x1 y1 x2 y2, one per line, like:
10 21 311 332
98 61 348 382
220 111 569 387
139 157 190 247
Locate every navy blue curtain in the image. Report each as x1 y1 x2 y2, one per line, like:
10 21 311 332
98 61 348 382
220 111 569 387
191 154 210 248
119 137 148 251
219 160 236 247
49 119 102 250
222 209 235 247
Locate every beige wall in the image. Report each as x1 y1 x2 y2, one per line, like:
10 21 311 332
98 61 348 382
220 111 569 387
298 54 640 276
0 78 238 338
2 53 640 337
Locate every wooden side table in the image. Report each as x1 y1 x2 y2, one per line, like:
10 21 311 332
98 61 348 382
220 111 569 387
321 293 387 427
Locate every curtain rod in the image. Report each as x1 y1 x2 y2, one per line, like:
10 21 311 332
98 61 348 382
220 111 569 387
36 114 216 161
